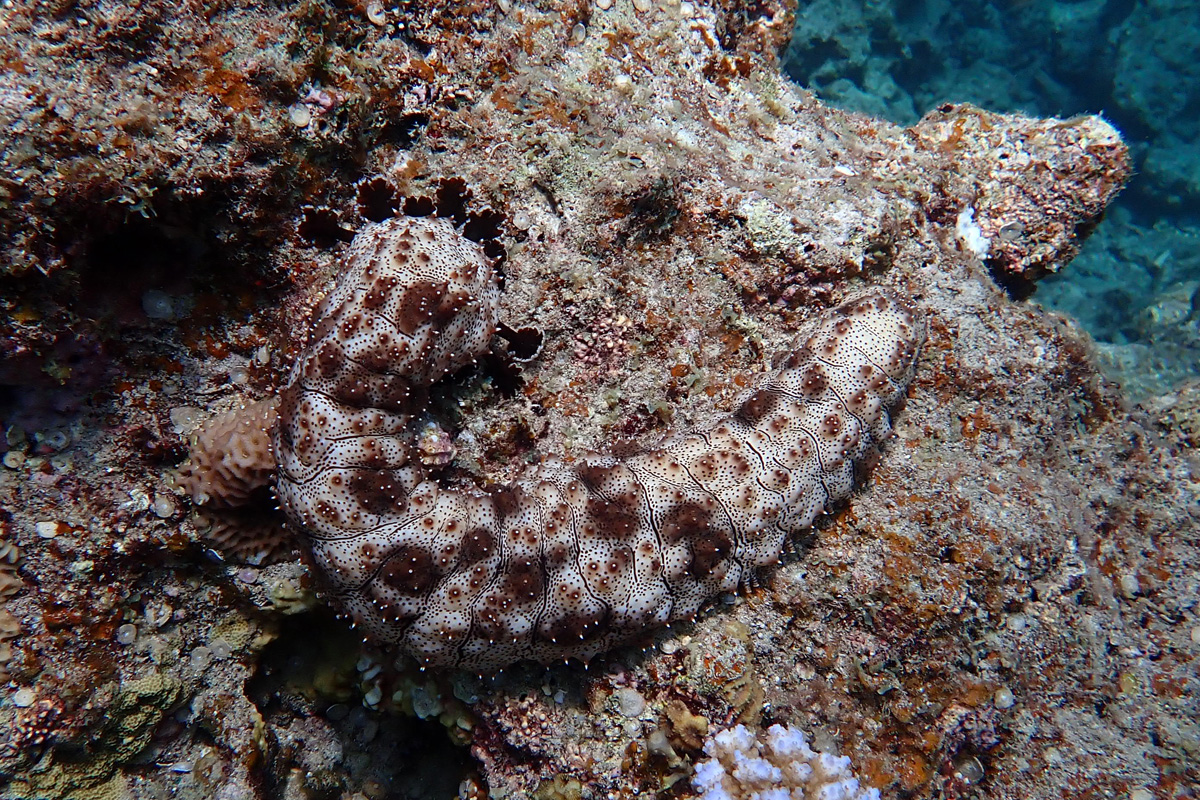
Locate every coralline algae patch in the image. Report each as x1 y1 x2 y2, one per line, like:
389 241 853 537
274 211 923 670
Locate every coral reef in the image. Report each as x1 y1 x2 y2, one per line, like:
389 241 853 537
0 609 17 684
4 673 182 800
907 107 1125 295
0 1 1193 800
190 507 295 566
175 397 289 562
0 517 21 683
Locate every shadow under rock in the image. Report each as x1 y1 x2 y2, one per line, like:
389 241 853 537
247 613 472 800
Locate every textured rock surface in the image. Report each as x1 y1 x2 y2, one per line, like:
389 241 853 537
0 1 1194 800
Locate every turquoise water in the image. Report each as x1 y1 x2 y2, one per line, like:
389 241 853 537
783 0 1200 399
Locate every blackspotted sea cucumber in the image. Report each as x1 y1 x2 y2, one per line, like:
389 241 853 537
274 212 924 671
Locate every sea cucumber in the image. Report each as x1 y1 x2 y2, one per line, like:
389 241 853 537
274 213 924 670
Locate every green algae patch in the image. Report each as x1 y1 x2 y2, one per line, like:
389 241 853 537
7 673 182 800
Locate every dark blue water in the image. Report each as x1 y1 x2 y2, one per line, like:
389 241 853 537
783 0 1200 398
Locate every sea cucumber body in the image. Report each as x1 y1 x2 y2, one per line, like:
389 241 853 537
275 216 923 670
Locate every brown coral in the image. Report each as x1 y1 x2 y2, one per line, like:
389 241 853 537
191 508 295 566
0 536 21 601
0 608 18 683
176 398 279 509
176 398 291 564
0 524 22 683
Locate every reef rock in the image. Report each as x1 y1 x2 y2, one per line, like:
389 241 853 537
0 2 1194 800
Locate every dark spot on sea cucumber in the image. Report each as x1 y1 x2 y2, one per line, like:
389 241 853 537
378 545 437 595
349 470 403 514
736 388 779 426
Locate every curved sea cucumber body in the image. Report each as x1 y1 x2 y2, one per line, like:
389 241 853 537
275 215 924 671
